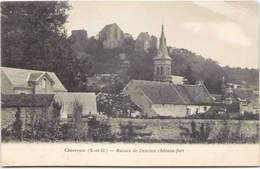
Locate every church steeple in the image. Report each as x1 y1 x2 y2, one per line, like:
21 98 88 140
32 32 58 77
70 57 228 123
153 25 172 82
158 24 169 57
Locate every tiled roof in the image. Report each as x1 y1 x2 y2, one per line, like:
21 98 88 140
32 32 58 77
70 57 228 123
1 94 54 107
127 80 214 105
176 84 214 105
1 67 67 92
232 88 257 101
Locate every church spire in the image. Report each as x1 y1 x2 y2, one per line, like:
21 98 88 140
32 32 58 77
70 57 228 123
158 24 169 57
153 25 172 82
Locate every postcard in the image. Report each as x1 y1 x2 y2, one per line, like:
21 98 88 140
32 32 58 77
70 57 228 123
1 0 259 167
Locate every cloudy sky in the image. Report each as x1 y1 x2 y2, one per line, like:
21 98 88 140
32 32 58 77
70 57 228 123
66 1 259 68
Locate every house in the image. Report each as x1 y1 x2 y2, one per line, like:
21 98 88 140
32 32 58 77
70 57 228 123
1 67 67 94
232 88 259 114
123 80 214 117
1 67 98 121
1 94 56 129
54 92 98 119
221 78 259 114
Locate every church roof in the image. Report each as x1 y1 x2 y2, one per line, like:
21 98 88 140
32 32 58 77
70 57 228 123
125 80 214 105
131 80 186 104
176 84 214 105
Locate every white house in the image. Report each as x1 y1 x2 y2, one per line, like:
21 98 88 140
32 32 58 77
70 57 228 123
1 67 98 120
1 67 67 94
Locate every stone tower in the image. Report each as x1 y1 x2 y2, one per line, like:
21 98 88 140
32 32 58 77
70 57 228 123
153 25 172 82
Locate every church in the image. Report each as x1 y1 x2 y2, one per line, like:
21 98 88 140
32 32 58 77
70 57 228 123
123 25 214 117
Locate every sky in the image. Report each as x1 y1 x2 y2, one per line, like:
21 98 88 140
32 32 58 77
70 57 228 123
66 1 259 69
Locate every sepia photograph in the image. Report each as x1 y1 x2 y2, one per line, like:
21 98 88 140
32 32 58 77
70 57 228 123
1 0 259 166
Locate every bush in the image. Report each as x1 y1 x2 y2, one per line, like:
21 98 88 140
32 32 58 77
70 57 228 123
214 120 258 143
179 121 211 143
22 121 66 142
1 127 14 142
234 112 259 120
118 121 151 142
87 116 114 142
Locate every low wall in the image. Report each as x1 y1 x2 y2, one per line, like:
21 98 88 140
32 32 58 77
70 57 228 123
108 118 259 142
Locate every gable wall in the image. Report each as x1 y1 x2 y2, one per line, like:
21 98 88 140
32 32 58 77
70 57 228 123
152 104 187 117
187 105 211 115
1 71 14 94
125 84 157 117
34 76 54 94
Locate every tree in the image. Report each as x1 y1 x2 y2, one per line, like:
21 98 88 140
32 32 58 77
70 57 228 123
184 64 196 84
1 1 94 92
1 1 70 69
12 107 23 140
97 93 137 118
72 99 83 141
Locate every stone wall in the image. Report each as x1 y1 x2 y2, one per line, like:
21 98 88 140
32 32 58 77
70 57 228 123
108 118 259 142
135 32 157 53
98 23 124 49
1 107 52 130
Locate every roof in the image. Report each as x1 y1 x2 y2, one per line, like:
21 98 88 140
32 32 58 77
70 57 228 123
128 80 185 104
232 88 257 101
1 94 54 107
1 67 67 92
176 84 214 105
54 92 97 118
126 80 214 105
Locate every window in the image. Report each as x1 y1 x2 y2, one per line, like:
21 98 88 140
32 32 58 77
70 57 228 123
204 106 207 111
42 78 46 89
195 108 199 113
161 67 164 75
186 108 190 116
157 67 160 75
166 67 170 75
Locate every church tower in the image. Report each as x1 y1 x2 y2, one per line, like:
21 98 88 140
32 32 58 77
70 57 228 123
153 25 172 82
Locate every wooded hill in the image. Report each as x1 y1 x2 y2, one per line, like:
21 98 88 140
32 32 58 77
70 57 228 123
69 33 259 94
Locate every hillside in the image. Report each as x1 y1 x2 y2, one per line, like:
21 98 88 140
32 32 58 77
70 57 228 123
69 24 259 94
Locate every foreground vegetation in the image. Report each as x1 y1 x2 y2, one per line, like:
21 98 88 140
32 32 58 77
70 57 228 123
2 112 259 144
